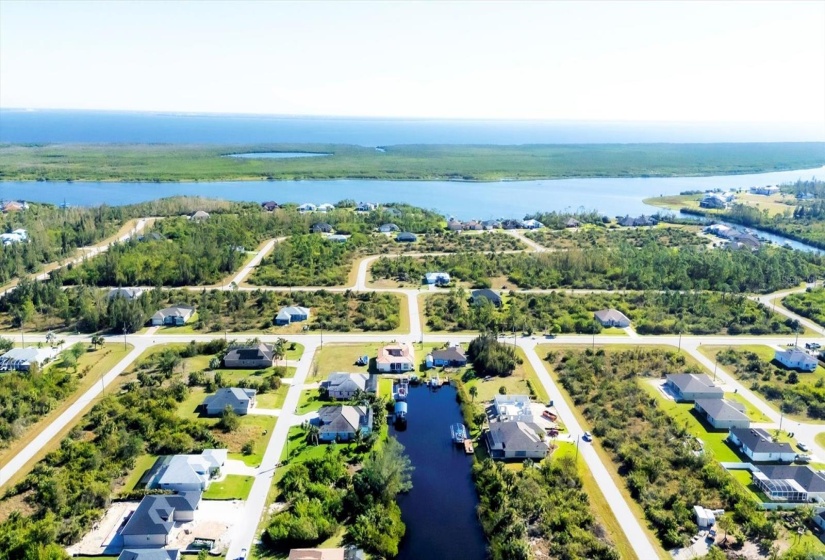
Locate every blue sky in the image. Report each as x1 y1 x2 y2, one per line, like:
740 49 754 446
1 1 823 125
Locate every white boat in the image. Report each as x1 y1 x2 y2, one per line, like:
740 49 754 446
429 376 441 388
451 423 467 444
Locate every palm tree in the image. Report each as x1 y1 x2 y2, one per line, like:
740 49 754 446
469 385 478 402
306 424 320 446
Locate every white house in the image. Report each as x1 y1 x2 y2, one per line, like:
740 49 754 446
694 398 750 430
107 287 145 301
298 203 317 213
317 203 335 212
775 347 819 372
492 395 534 423
728 427 797 462
593 309 631 328
424 272 451 285
376 343 415 373
751 185 780 195
693 505 717 528
521 219 543 229
0 229 27 245
148 449 227 492
752 466 825 503
0 346 58 372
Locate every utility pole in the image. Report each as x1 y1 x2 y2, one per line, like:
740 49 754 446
575 434 580 462
678 331 682 352
123 327 127 350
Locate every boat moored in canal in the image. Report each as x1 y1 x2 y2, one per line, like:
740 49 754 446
394 401 408 425
450 423 467 444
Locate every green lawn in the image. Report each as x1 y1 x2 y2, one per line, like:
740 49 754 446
203 474 255 500
463 347 549 403
638 380 743 462
816 432 825 449
296 389 334 415
257 384 289 409
725 391 771 423
728 468 773 503
378 377 393 398
121 454 158 493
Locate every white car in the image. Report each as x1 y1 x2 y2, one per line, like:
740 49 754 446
798 442 809 452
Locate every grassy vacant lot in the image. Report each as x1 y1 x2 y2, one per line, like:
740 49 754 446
3 142 824 181
203 474 255 500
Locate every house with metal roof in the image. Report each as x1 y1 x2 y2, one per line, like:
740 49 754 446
664 373 724 402
275 306 310 326
120 492 201 547
492 395 534 423
223 343 274 368
378 223 399 233
429 345 467 367
147 449 227 492
151 305 196 326
694 398 750 430
752 465 825 502
202 387 256 416
593 309 631 328
325 373 372 400
485 421 549 460
728 427 797 462
775 347 819 372
191 210 210 221
0 346 59 372
396 232 418 243
316 405 373 442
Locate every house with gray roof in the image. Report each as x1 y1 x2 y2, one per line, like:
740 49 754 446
316 405 373 442
396 232 417 243
119 550 180 560
146 449 227 492
223 343 274 368
728 427 797 462
694 398 750 430
203 387 256 416
664 373 724 402
191 210 210 221
378 223 399 233
593 309 631 328
151 305 195 326
275 306 310 326
471 289 502 308
485 421 549 460
325 373 372 400
120 492 201 547
775 347 819 373
752 465 825 502
107 287 145 301
430 345 467 367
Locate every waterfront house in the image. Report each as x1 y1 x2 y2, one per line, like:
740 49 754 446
119 550 182 560
191 210 210 221
492 395 534 423
751 185 780 195
325 373 371 399
378 223 399 233
1 200 27 212
0 228 27 245
694 398 750 430
0 346 59 372
376 343 415 372
275 306 310 326
593 308 631 328
775 347 819 372
151 304 196 326
728 427 796 462
223 343 275 368
705 224 735 238
311 222 334 234
664 373 723 402
430 344 467 367
120 492 201 547
424 272 451 285
261 201 279 211
356 202 377 212
317 203 335 212
521 219 543 229
288 548 365 560
396 232 418 243
700 194 728 209
316 405 373 442
471 288 502 308
107 287 145 301
147 449 227 492
728 232 761 251
202 387 257 416
752 465 825 502
485 421 549 460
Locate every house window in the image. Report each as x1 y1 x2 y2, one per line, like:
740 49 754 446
515 451 526 457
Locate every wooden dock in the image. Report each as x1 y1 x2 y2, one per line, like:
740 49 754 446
464 439 474 454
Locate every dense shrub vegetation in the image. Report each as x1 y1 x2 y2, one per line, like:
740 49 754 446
372 244 824 292
467 335 520 377
717 348 825 420
265 439 412 557
426 289 799 335
473 456 619 560
549 348 776 549
525 224 707 250
783 287 825 328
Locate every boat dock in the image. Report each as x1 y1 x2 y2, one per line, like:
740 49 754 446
463 439 474 454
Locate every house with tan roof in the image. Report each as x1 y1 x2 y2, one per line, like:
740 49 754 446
376 343 415 373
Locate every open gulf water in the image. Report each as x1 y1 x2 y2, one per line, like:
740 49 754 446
389 385 487 560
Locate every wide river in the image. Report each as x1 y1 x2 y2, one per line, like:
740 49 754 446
0 166 822 220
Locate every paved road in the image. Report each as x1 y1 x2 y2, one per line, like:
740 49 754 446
752 285 825 337
225 237 282 288
0 342 147 488
224 340 319 560
522 343 659 560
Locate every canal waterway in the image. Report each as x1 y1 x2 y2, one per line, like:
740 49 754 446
390 385 487 560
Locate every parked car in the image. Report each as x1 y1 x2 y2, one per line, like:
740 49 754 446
796 454 812 464
542 410 557 421
798 442 809 452
805 342 821 350
582 432 592 442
